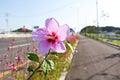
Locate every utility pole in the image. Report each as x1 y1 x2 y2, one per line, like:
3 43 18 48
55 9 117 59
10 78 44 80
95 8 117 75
76 8 79 33
5 13 9 32
96 0 100 34
96 0 99 27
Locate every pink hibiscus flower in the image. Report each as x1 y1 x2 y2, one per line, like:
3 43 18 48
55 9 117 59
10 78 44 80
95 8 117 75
15 56 23 63
9 62 17 71
22 26 27 32
32 18 70 55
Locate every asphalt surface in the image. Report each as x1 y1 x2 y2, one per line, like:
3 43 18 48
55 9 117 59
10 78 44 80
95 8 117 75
0 37 37 73
65 36 120 80
0 37 33 58
0 37 32 49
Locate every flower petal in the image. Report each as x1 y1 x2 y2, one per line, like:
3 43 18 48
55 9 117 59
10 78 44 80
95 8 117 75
32 28 48 41
51 41 66 53
38 40 51 55
45 18 59 33
57 24 70 41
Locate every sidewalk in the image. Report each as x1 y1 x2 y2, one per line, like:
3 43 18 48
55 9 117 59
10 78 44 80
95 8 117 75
65 36 120 80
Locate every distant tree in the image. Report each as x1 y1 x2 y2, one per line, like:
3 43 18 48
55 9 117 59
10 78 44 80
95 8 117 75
34 26 39 29
70 28 75 33
86 26 96 33
12 28 32 32
81 26 120 34
80 25 97 33
101 26 120 32
116 31 120 34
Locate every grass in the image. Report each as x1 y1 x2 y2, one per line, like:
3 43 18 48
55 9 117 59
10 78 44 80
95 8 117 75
83 33 120 46
26 52 72 80
12 42 78 80
111 40 120 45
97 38 108 42
0 33 80 80
5 34 80 80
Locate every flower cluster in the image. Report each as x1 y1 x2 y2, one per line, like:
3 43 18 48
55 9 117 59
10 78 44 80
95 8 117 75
9 62 17 71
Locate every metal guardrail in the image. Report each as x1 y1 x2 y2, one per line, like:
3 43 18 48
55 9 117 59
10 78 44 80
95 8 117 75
107 37 120 40
97 37 120 50
85 34 120 50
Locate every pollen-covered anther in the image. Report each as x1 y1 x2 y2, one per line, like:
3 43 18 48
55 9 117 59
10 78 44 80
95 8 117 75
46 32 58 43
45 35 56 40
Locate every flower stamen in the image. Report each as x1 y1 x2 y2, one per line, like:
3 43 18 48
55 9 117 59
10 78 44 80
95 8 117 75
46 32 58 43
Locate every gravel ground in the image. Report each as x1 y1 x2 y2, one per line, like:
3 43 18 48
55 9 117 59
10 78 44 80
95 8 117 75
65 36 120 80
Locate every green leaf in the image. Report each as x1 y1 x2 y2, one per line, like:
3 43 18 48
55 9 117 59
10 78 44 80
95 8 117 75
37 69 43 72
46 60 54 70
27 65 34 72
65 41 74 53
26 52 39 62
42 59 54 71
42 59 54 78
50 52 58 58
50 52 57 55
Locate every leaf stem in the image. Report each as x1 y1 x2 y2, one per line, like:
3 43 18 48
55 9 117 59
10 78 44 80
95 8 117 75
27 51 50 80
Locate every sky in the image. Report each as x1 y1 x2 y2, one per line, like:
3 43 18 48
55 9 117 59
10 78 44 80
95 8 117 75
0 0 120 32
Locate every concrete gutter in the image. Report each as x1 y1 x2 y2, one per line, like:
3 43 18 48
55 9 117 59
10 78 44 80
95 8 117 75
59 41 79 80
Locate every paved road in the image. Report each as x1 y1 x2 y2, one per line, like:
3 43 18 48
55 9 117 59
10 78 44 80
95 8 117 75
0 37 33 59
65 36 120 80
0 37 37 73
0 37 32 50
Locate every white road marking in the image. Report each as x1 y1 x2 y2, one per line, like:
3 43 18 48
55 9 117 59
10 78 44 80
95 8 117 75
10 43 31 48
15 40 27 43
0 43 31 51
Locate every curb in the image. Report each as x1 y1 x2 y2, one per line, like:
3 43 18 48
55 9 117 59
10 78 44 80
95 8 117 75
59 53 73 80
59 40 79 80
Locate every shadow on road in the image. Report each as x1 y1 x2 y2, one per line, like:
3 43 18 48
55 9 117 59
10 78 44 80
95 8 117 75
86 53 120 80
71 53 120 80
104 53 120 59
